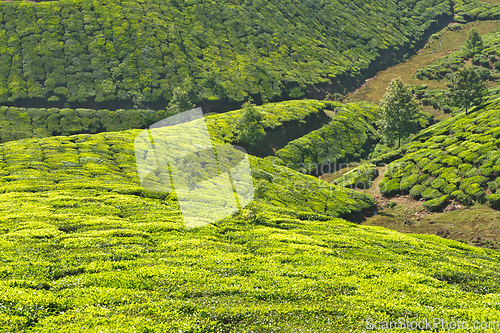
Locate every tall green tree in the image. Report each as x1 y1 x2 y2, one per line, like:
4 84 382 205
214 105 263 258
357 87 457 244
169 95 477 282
235 102 265 154
464 28 483 57
378 78 420 148
446 65 487 115
167 87 195 114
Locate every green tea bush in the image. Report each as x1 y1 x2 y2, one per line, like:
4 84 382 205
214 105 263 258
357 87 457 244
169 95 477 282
423 194 448 212
4 128 500 332
409 184 425 197
334 163 378 189
415 25 500 81
487 193 500 208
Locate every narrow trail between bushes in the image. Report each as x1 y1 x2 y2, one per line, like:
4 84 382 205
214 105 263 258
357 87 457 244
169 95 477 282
356 167 500 251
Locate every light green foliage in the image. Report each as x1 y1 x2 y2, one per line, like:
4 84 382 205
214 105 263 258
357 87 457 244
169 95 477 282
379 97 500 208
0 0 452 106
446 65 487 114
235 103 265 153
334 163 378 189
379 78 421 148
2 131 500 331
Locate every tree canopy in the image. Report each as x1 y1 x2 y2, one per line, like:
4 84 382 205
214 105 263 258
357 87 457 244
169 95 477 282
378 78 420 148
446 65 487 114
465 28 484 57
235 102 265 154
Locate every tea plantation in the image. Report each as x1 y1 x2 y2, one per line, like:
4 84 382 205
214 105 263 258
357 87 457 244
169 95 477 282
0 100 334 144
3 0 500 331
379 97 500 211
415 27 500 81
0 0 452 107
1 129 500 331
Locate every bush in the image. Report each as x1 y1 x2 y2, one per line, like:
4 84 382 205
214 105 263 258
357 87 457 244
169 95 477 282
379 178 401 195
422 187 442 199
452 190 473 206
410 184 425 197
423 195 448 212
487 193 500 209
400 174 418 191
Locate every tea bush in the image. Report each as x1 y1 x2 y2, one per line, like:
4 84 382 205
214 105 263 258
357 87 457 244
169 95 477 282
0 99 331 144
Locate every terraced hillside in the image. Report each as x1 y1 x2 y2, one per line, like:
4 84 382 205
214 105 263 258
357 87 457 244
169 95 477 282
378 97 500 212
415 27 500 81
2 130 500 331
0 100 334 145
0 0 452 109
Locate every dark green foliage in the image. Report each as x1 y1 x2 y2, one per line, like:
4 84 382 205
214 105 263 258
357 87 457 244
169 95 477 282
455 0 500 22
446 65 487 115
235 103 265 153
0 107 176 143
166 86 196 115
464 28 483 57
0 0 453 107
0 100 332 144
379 79 421 148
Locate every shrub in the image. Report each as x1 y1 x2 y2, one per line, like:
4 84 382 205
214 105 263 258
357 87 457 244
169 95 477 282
423 195 448 212
379 178 401 195
410 184 425 197
487 193 500 209
422 187 442 199
400 174 418 191
452 190 473 206
431 178 448 192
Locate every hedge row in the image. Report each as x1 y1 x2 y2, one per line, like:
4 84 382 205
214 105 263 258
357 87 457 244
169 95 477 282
274 102 380 172
0 105 171 143
379 97 500 210
0 0 452 107
0 99 334 144
455 0 500 22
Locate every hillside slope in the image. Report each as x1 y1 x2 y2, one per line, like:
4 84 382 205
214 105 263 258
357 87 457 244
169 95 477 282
0 100 334 145
0 0 452 109
1 130 500 331
375 97 500 212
